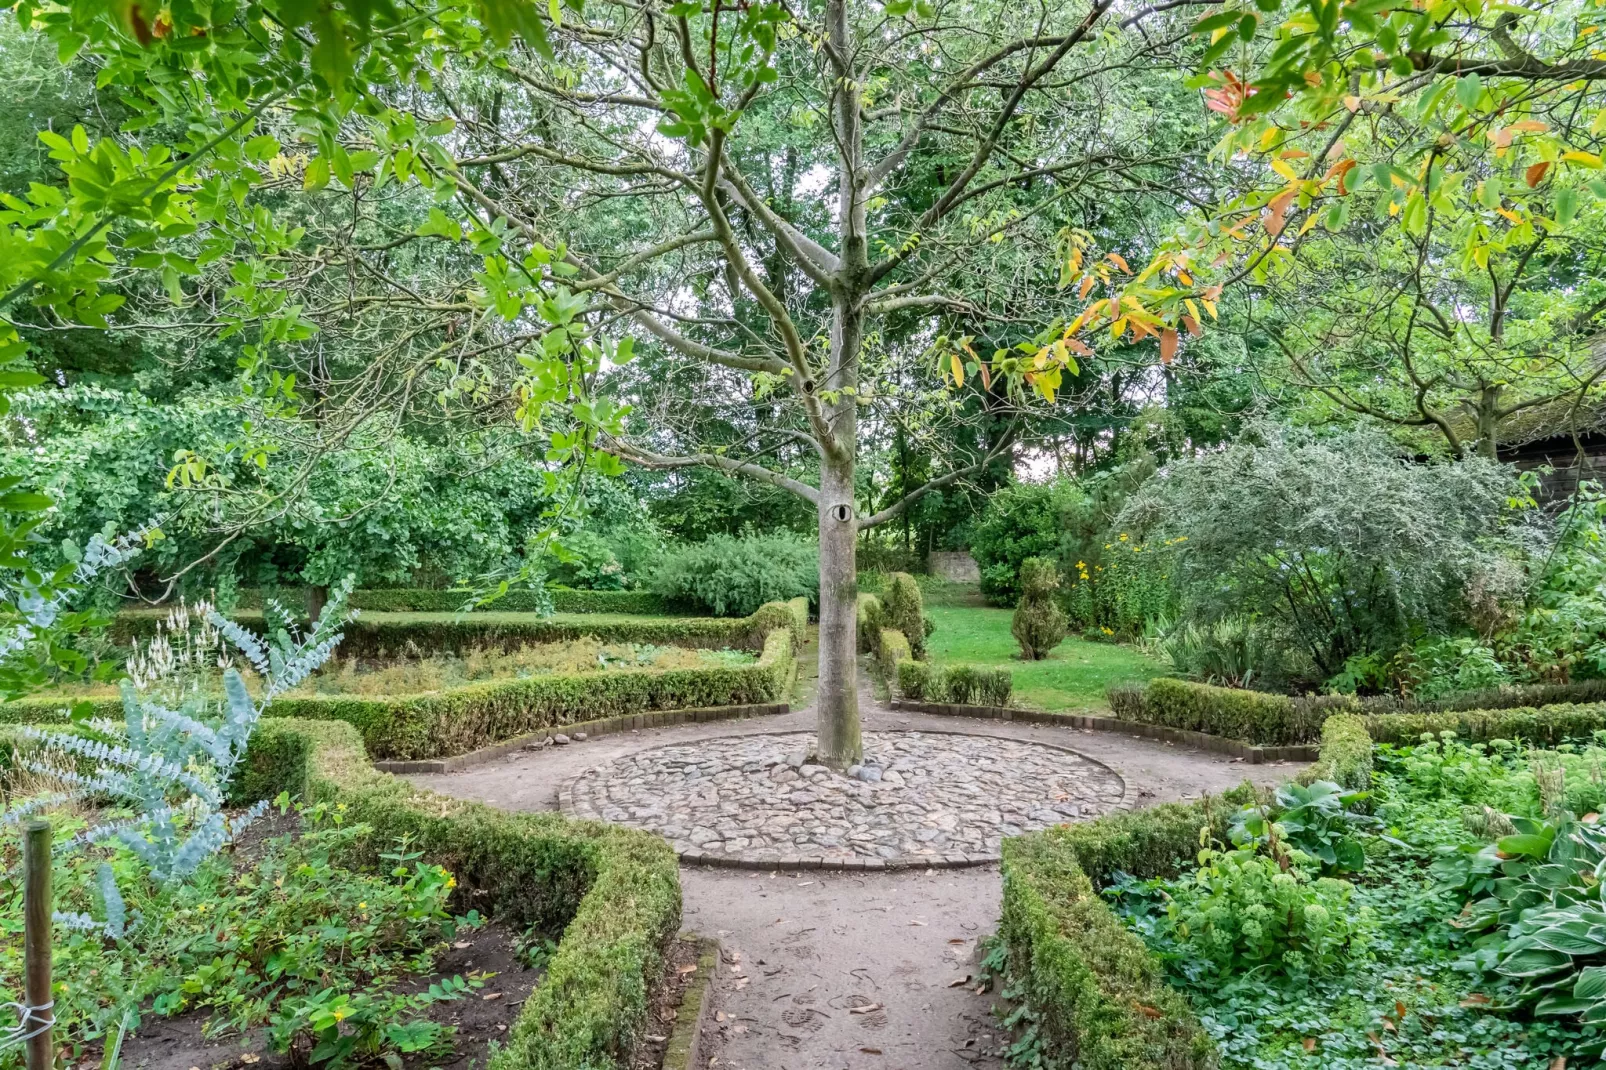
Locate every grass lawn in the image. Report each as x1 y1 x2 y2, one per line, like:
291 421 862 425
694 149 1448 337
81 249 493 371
923 605 1164 711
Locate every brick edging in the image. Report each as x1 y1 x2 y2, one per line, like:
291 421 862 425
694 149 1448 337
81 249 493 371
662 936 722 1070
373 702 790 774
887 699 1320 764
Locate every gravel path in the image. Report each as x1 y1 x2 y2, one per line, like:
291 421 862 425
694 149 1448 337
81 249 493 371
409 659 1295 1069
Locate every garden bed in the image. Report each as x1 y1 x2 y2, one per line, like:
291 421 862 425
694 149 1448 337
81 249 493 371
4 600 807 762
995 712 1606 1069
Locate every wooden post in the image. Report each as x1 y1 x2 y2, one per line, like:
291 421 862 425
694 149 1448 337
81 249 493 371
23 819 52 1070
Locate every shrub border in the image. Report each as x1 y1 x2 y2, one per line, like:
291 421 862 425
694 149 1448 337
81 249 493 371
8 599 808 763
374 702 790 774
887 700 1317 764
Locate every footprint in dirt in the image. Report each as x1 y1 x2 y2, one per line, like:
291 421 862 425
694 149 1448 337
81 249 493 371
780 1006 829 1033
844 994 888 1030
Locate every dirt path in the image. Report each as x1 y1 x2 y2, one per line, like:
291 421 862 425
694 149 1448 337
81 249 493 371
409 652 1293 1070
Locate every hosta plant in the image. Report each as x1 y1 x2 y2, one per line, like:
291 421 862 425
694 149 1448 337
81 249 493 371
1446 813 1606 1035
1230 779 1384 874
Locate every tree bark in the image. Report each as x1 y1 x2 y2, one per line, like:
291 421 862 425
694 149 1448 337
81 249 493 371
815 451 862 767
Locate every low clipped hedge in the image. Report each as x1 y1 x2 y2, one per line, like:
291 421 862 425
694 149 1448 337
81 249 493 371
229 587 680 616
1109 677 1606 748
7 599 808 761
1303 713 1373 790
1362 701 1606 748
999 791 1250 1070
109 601 801 659
235 718 680 1070
896 659 1013 708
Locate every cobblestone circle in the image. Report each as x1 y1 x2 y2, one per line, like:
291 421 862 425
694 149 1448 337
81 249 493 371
561 730 1126 868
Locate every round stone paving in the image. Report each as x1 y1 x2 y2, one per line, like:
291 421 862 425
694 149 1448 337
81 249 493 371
559 730 1126 869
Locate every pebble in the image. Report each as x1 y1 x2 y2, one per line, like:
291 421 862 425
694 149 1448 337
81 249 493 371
553 733 571 745
573 731 587 741
566 731 1124 865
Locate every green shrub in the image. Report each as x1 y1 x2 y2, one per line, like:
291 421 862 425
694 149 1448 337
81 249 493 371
1361 702 1606 748
895 660 1012 707
1113 676 1606 746
1012 557 1069 660
997 797 1251 1070
1105 681 1145 721
971 480 1083 605
1305 714 1373 791
856 593 884 653
109 605 781 659
877 628 912 668
651 533 818 616
9 605 803 761
234 588 676 615
881 572 931 658
1127 678 1323 746
232 719 681 1070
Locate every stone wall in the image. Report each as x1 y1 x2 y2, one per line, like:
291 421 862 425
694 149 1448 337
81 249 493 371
926 551 980 583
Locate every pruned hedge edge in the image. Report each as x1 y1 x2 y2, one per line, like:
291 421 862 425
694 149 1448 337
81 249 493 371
6 599 808 762
896 656 1012 708
1107 676 1606 747
108 599 807 660
239 718 680 1070
221 587 681 616
999 788 1252 1070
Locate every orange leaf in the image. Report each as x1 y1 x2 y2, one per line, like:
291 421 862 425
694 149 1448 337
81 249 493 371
1067 339 1092 356
1302 1038 1316 1053
1264 189 1298 237
1395 1001 1407 1021
1160 328 1179 364
979 361 992 391
1078 275 1095 300
1327 158 1357 196
1182 315 1202 337
1526 160 1551 187
1107 252 1133 274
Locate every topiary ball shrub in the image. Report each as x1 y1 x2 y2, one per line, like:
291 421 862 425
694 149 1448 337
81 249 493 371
882 572 931 658
652 533 818 616
1012 557 1068 660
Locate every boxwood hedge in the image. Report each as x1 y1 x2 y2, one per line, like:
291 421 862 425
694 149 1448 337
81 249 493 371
1106 677 1606 747
6 599 808 762
999 790 1251 1070
232 587 680 616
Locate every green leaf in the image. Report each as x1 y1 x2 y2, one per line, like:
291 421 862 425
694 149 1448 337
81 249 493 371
1496 947 1572 977
0 491 54 512
1496 833 1554 858
1577 965 1606 1000
1456 73 1482 110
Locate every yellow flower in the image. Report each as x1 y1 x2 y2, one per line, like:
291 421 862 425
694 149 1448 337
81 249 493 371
1076 561 1086 570
1104 543 1112 550
333 1007 350 1022
1118 533 1128 542
358 901 367 910
446 875 457 889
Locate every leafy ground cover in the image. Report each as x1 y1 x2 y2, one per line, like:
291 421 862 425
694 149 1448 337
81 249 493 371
0 800 527 1069
923 606 1161 710
1099 734 1606 1068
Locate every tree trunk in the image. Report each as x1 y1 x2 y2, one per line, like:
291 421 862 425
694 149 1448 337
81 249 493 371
307 583 328 624
815 453 862 767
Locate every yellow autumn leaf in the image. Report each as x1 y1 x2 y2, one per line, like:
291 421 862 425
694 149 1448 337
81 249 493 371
1563 151 1604 168
950 352 964 387
1201 299 1218 320
1270 158 1299 181
1185 298 1202 321
1110 316 1128 340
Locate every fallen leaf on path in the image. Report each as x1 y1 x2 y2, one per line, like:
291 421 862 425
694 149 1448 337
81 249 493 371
860 1048 882 1055
677 964 697 975
482 992 503 1002
948 976 973 988
849 1003 884 1015
1302 1038 1316 1053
